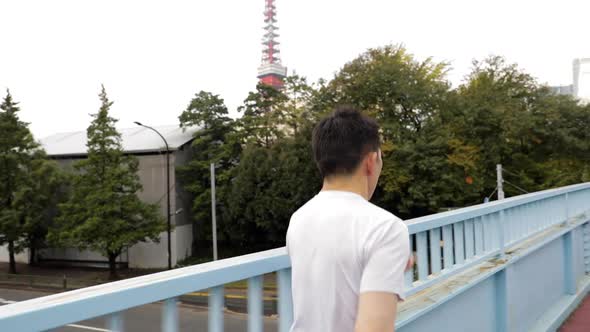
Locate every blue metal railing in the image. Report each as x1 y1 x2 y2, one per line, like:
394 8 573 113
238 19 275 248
403 183 590 297
0 182 589 332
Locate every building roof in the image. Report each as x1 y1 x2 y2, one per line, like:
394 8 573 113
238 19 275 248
40 125 200 157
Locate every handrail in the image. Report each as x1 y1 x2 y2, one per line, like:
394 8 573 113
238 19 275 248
405 182 590 234
0 248 288 331
0 182 589 331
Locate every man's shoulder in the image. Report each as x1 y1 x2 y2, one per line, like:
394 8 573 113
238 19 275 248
290 195 319 220
290 193 403 223
362 201 406 231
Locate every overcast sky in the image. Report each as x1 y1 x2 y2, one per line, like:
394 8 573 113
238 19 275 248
1 0 589 139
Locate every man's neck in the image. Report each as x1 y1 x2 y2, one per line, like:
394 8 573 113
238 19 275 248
321 175 368 200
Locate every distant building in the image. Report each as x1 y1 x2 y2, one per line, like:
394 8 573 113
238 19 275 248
551 84 574 96
551 58 590 104
0 125 199 269
573 58 590 103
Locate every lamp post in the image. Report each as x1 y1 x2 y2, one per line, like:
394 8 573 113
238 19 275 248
134 122 172 270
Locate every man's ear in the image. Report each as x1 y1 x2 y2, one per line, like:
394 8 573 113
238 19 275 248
365 152 378 176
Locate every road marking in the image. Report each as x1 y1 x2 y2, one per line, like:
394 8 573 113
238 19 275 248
66 324 111 331
0 298 111 331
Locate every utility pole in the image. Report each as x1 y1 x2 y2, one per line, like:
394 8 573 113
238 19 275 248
497 164 505 200
210 163 218 261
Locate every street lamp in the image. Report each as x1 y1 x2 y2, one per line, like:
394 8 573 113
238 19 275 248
134 121 172 270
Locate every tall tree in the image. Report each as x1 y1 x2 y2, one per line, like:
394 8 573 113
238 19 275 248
223 77 322 250
238 83 289 147
226 123 321 248
51 86 165 279
0 90 40 273
282 74 316 134
318 44 463 217
13 150 69 265
325 44 450 140
177 91 239 254
455 56 549 195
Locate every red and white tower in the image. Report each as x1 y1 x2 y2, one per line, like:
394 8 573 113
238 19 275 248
257 0 287 89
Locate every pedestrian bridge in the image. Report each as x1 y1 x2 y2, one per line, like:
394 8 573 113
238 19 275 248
1 183 590 332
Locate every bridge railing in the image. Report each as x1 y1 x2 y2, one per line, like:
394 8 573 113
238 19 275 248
404 182 590 297
0 182 589 332
0 247 293 332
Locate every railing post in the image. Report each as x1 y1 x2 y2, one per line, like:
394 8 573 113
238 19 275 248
162 297 178 332
277 268 293 332
442 225 454 269
564 193 570 224
563 231 576 295
453 222 465 265
209 286 224 332
107 312 124 332
429 228 442 274
498 211 506 258
248 276 264 332
495 267 511 332
416 232 428 280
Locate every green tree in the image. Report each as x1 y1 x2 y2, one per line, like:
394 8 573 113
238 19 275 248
376 116 484 217
283 74 316 134
13 151 69 265
318 44 467 217
51 86 165 279
0 90 40 273
325 44 450 140
222 76 322 250
529 90 590 188
455 56 551 196
177 91 240 255
226 123 321 248
449 55 590 200
238 83 289 147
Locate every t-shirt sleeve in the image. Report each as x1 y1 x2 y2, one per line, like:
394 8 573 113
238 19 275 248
359 220 410 300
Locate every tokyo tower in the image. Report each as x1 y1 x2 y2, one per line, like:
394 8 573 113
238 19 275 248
257 0 287 89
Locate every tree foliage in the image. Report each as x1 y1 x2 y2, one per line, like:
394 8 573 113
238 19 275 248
50 86 165 279
0 90 57 273
14 151 69 266
226 124 320 248
177 91 240 254
238 83 289 147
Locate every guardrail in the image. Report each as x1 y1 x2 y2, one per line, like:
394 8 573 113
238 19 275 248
0 182 589 332
403 182 590 297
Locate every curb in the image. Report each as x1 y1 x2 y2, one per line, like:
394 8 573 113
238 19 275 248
179 293 278 316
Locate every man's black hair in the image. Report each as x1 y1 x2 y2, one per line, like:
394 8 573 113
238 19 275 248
312 106 380 178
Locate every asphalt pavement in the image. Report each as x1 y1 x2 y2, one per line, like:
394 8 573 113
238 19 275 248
0 288 278 332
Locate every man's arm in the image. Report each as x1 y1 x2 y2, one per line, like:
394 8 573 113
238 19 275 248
355 292 398 332
354 254 413 332
356 221 411 332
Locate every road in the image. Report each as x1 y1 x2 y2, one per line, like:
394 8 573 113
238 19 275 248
0 288 278 332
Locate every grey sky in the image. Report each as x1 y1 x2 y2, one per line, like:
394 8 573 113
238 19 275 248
1 0 589 139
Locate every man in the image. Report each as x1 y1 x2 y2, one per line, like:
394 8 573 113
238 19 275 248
286 106 411 332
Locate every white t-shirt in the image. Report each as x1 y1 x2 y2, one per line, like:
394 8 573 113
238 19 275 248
286 190 409 332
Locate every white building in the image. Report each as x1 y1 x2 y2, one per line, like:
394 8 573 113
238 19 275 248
573 58 590 103
0 125 199 269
